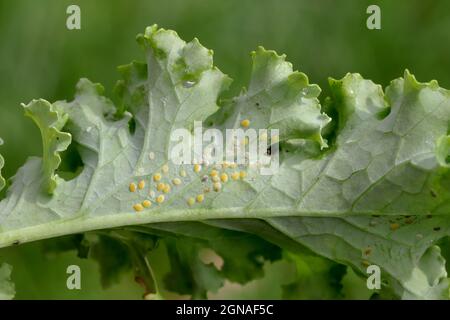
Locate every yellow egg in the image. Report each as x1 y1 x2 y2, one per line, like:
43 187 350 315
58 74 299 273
162 184 171 193
133 203 144 212
172 178 182 186
187 197 195 206
220 173 228 183
231 172 240 181
142 200 152 208
180 169 187 177
162 164 169 174
138 180 145 190
129 183 137 193
390 223 400 231
241 119 250 128
194 164 202 173
196 194 204 203
157 183 165 191
153 173 162 182
210 169 218 177
156 195 165 204
239 171 247 179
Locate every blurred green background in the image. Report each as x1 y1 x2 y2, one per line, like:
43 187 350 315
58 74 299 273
0 0 449 299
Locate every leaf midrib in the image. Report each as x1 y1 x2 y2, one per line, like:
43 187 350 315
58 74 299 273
0 204 444 249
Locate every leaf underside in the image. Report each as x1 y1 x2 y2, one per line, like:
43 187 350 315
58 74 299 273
1 25 450 299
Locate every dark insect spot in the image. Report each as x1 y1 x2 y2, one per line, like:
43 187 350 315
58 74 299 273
103 112 116 120
266 146 271 155
12 240 20 246
134 276 146 290
128 117 136 134
433 227 441 231
427 214 433 219
430 190 437 197
255 102 260 106
404 217 415 224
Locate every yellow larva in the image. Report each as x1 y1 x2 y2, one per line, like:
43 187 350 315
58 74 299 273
162 184 171 193
133 203 144 212
153 173 162 182
213 182 222 192
156 195 165 204
210 169 218 177
241 119 250 128
138 180 145 190
220 173 228 183
187 197 195 206
142 200 152 208
162 164 169 174
231 172 240 181
239 171 247 179
180 169 187 177
196 194 204 203
129 183 137 193
172 178 182 186
194 164 202 173
157 183 165 191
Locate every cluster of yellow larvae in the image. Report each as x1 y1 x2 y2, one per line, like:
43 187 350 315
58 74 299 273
129 161 248 212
